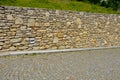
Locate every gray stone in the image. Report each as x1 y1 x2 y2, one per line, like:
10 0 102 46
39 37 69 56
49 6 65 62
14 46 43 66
45 12 49 17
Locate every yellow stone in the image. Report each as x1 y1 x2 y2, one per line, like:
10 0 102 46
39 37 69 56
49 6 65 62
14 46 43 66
44 22 50 27
58 33 64 38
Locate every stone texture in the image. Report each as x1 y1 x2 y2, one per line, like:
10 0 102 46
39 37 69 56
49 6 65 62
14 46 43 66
58 33 64 38
53 37 59 43
75 18 81 25
20 26 26 30
44 22 50 27
0 48 120 80
0 6 120 52
27 10 34 15
11 38 22 43
9 46 17 50
7 15 13 20
35 22 40 26
28 19 35 26
66 22 71 26
0 42 4 46
15 17 23 24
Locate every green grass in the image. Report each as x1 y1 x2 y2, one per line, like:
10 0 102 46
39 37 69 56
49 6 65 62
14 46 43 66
0 0 119 14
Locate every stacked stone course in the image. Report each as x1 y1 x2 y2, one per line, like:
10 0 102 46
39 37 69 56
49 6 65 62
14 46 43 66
0 6 120 52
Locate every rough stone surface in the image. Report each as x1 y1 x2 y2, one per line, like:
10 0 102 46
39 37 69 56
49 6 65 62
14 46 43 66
0 48 120 80
7 15 13 20
53 37 59 43
0 6 120 52
28 19 35 26
44 22 50 27
15 17 23 24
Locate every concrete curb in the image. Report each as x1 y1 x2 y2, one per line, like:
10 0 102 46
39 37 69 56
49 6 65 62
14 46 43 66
0 46 120 57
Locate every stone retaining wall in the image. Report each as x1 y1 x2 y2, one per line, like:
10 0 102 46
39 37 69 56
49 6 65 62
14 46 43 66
0 6 120 52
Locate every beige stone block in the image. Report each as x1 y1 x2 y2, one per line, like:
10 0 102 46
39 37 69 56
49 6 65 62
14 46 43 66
53 37 59 43
11 25 19 28
19 46 28 50
66 22 71 26
7 15 13 20
0 42 4 45
11 32 16 36
35 22 40 26
15 18 23 24
27 10 34 15
11 38 22 43
37 30 46 33
75 36 80 42
44 22 50 27
51 46 57 49
44 45 49 49
10 46 16 50
28 19 35 26
47 34 53 38
40 46 45 50
59 46 65 49
75 18 81 25
56 22 61 27
10 28 17 31
0 46 2 50
58 33 64 38
33 47 39 50
78 25 81 28
20 26 26 30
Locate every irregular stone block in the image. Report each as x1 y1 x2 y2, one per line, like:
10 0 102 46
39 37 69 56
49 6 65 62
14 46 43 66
58 33 64 38
66 22 71 26
27 10 34 15
44 22 50 27
15 18 23 24
10 46 17 50
7 15 13 20
11 38 22 43
0 42 4 46
51 46 57 49
75 18 81 25
75 36 80 42
53 37 58 43
35 22 40 26
28 19 35 26
20 26 26 30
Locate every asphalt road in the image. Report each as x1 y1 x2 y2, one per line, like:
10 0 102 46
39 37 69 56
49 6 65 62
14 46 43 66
0 48 120 80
